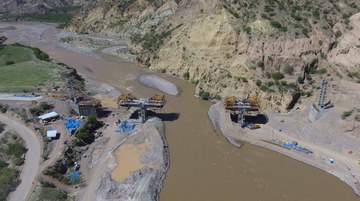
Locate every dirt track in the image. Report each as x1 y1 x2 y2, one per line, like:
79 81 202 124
0 114 42 201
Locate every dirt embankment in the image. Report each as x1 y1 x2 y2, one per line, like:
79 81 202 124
94 118 169 201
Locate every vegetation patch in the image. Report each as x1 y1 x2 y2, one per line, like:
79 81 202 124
0 6 80 28
342 110 353 119
183 72 190 80
30 102 54 117
0 131 27 200
271 72 285 80
0 44 70 93
199 90 210 100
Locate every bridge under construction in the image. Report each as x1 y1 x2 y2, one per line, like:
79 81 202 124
118 93 166 123
224 96 262 129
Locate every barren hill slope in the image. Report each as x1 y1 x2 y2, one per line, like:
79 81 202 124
69 0 360 110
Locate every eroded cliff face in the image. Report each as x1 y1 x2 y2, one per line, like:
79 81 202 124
69 0 360 112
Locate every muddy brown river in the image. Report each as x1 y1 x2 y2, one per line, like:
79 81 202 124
3 24 359 201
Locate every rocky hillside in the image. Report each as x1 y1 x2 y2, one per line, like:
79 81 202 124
68 0 359 111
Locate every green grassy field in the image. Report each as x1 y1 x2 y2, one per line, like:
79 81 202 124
0 45 34 65
0 45 68 92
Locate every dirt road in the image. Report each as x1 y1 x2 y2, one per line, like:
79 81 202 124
0 114 42 201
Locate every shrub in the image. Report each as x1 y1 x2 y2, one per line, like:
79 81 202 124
0 104 9 113
87 115 98 126
244 26 251 34
260 85 269 92
0 166 20 200
267 81 275 87
283 65 294 75
271 72 284 80
5 61 15 65
316 68 327 74
118 0 136 12
335 31 342 38
341 110 353 119
0 122 4 133
38 188 68 201
6 142 27 159
257 61 265 68
270 20 282 29
225 53 232 59
75 128 91 141
302 28 309 37
265 72 271 79
183 72 190 80
199 90 210 100
30 102 54 116
256 80 262 87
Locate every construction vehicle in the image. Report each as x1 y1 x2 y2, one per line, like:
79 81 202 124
249 124 261 130
224 96 262 128
118 93 166 123
50 93 67 99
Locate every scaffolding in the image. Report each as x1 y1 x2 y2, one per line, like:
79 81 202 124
318 80 328 109
118 93 165 123
224 96 261 128
308 79 333 122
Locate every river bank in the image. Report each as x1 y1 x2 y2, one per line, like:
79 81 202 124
2 22 360 201
209 100 360 196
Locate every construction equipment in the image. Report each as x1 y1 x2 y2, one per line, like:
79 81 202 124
224 96 261 128
249 124 261 130
308 80 333 122
50 93 67 99
118 93 166 123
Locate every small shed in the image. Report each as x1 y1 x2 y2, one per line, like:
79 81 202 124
38 112 59 122
47 130 57 138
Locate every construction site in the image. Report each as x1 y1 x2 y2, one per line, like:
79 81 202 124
117 93 166 123
2 22 360 201
224 96 267 129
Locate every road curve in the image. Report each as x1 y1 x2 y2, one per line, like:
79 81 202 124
0 114 42 201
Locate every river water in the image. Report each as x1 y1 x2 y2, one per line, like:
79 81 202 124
3 24 359 201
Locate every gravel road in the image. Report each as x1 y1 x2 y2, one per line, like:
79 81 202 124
0 114 42 201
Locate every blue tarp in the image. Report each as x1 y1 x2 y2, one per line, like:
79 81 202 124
64 118 82 134
282 141 314 155
68 171 80 181
115 120 135 133
13 94 37 97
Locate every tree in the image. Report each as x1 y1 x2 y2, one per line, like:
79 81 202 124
87 115 97 126
75 128 91 141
